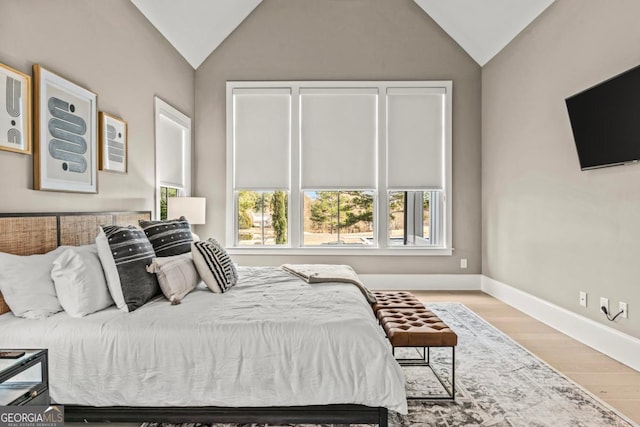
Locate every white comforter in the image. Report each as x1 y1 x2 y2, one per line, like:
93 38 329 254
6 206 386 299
0 267 407 413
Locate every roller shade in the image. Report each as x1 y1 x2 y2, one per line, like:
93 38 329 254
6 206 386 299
387 87 446 189
300 88 378 189
157 116 187 188
233 88 291 190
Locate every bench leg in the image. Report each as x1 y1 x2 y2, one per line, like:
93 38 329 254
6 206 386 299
395 346 456 401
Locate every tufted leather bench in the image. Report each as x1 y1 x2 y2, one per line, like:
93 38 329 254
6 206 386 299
375 302 457 401
377 308 458 347
371 291 424 314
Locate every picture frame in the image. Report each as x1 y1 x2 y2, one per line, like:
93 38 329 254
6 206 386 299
33 65 97 193
0 63 31 154
99 112 128 173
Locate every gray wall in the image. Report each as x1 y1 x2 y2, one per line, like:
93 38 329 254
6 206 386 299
195 0 481 274
0 0 194 214
482 0 640 337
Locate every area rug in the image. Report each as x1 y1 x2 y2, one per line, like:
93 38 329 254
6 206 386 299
142 303 636 427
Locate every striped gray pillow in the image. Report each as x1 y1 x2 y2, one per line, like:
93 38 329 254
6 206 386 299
192 239 238 293
147 253 199 305
139 216 193 257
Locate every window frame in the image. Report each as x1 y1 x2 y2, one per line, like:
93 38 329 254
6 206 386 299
226 81 452 256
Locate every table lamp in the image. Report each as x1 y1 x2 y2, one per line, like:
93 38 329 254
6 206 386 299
167 197 206 240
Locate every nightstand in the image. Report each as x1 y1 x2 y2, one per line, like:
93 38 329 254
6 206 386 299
0 349 49 405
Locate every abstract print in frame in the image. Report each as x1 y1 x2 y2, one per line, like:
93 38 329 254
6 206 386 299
99 112 127 173
33 65 97 193
0 63 31 154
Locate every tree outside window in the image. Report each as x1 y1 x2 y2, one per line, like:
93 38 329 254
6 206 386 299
237 191 288 245
304 191 374 245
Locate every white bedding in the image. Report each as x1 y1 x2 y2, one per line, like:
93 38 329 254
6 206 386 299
0 267 407 413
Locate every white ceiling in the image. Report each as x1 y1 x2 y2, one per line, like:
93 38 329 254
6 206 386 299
130 0 262 69
414 0 555 66
131 0 555 69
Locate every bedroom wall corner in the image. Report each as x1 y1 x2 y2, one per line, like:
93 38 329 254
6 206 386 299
0 0 195 214
193 0 482 275
481 0 640 338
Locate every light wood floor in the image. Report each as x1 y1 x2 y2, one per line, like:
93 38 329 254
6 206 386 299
412 291 640 425
66 291 640 426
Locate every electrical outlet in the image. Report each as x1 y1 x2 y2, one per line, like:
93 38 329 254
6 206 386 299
600 297 609 315
619 302 628 319
579 291 587 307
460 258 468 269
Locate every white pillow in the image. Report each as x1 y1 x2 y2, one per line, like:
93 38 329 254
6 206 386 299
146 253 199 304
0 246 67 319
51 245 114 317
95 227 127 311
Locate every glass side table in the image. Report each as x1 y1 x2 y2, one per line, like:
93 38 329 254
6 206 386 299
0 349 49 405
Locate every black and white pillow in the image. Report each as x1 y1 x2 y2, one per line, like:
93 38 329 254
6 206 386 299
192 238 238 293
96 225 160 312
139 216 193 257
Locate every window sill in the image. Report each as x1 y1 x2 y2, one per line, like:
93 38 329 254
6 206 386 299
226 247 454 256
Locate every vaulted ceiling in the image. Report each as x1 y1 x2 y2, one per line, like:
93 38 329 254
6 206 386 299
131 0 555 69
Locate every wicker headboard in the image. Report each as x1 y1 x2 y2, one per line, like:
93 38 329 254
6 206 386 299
0 211 151 315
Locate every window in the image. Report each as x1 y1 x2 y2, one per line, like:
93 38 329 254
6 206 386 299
159 186 179 220
237 190 288 245
298 87 377 247
227 81 452 254
303 191 374 246
155 97 191 220
388 191 441 246
229 89 291 246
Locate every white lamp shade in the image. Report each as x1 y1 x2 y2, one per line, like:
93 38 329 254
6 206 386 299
167 197 206 224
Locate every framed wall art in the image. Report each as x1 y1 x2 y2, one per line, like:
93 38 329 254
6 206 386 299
33 65 97 193
99 112 127 173
0 63 31 154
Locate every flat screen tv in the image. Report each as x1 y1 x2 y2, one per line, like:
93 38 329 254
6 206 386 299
565 64 640 170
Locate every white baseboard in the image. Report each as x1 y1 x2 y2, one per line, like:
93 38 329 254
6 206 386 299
359 274 481 291
481 275 640 372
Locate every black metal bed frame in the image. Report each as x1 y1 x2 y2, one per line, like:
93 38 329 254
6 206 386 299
64 404 389 426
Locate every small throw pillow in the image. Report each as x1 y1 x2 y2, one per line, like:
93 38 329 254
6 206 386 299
146 253 199 304
192 239 238 293
51 245 113 317
0 246 67 319
96 225 160 312
138 216 193 257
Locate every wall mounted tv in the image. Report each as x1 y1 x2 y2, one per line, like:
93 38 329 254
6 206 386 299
566 64 640 170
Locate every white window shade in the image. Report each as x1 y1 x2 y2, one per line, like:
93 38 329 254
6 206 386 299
300 88 378 189
233 89 291 190
158 116 187 188
387 87 445 189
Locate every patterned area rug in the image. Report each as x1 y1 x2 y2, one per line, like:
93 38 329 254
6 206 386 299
142 303 636 427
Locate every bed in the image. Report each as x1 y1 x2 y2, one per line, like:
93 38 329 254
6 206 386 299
0 211 406 426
